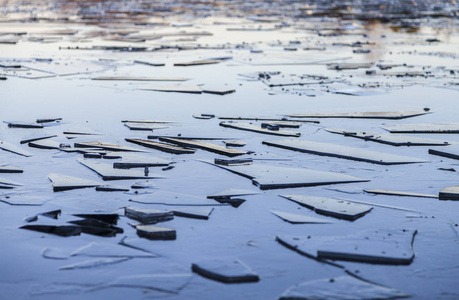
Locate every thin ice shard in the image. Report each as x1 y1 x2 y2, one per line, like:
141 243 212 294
125 138 196 154
365 189 438 199
78 159 164 180
263 139 429 165
286 110 430 119
159 137 247 157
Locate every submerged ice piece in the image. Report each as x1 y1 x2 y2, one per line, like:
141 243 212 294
139 84 202 94
159 137 247 157
78 159 164 180
123 122 169 131
382 123 459 134
277 229 417 265
271 210 334 224
48 173 102 191
220 121 301 137
125 207 174 224
326 128 450 147
280 195 372 221
201 161 368 190
279 275 409 300
4 121 43 128
286 110 431 120
71 242 155 258
263 139 429 165
74 141 148 152
125 138 196 154
192 258 259 283
0 165 23 173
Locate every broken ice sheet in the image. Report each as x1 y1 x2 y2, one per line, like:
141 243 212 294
26 209 61 222
439 186 459 200
92 76 190 81
125 138 196 154
223 140 246 147
63 126 102 136
280 195 373 221
201 160 369 190
279 275 409 300
382 123 459 134
220 121 301 137
59 257 131 270
68 219 123 237
20 134 57 144
48 173 102 192
193 114 215 120
168 206 214 220
326 128 450 147
95 185 130 192
0 165 23 173
277 229 417 265
72 214 119 225
29 139 68 150
192 258 259 283
71 242 155 258
102 152 172 169
364 189 438 199
139 84 202 94
42 247 71 260
0 177 24 187
271 210 334 224
78 159 164 180
287 110 431 119
262 139 429 165
159 137 247 157
0 140 33 157
4 121 44 129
